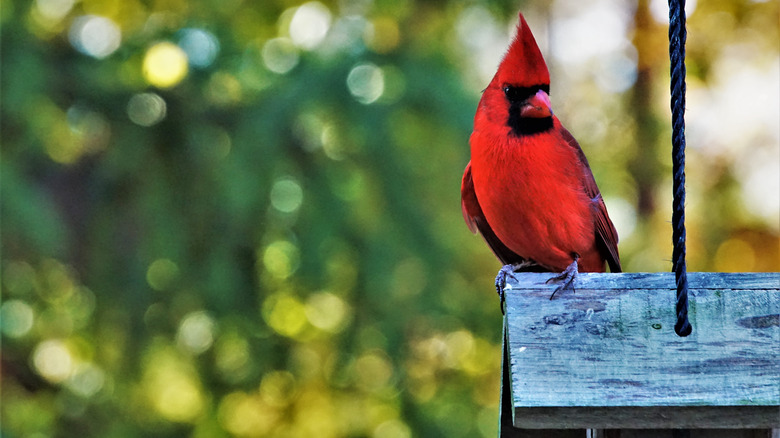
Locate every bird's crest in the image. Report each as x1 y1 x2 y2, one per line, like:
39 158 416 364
493 13 550 89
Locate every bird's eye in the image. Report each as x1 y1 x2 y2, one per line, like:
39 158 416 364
503 86 517 101
503 85 531 103
503 84 550 103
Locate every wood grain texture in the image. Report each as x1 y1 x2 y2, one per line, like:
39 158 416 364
503 272 780 429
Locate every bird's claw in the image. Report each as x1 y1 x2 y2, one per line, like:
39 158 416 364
495 261 544 312
545 257 579 300
495 265 518 314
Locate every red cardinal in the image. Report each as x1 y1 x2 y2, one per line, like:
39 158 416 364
461 13 621 304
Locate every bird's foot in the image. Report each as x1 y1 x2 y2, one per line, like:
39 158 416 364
495 265 517 310
545 256 579 300
495 261 538 313
495 261 540 295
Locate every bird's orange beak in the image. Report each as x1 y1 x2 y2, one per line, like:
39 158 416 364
520 89 553 118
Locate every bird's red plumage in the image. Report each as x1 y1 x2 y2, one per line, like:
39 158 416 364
461 12 621 274
493 13 549 91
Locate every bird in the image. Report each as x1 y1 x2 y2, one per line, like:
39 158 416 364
461 12 621 308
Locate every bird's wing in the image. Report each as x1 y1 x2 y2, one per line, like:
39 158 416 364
560 128 622 272
462 161 534 266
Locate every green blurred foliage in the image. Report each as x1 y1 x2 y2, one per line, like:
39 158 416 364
1 0 778 437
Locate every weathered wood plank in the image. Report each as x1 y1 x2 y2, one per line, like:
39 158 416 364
503 272 780 429
500 318 589 437
593 428 776 437
503 272 780 291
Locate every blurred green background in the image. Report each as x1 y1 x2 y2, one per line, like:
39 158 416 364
1 0 778 436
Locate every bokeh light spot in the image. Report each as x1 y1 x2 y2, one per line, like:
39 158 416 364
189 123 233 160
156 377 203 422
66 105 111 152
321 124 346 160
68 15 121 59
34 0 75 24
270 177 304 213
1 300 35 338
40 258 76 302
459 336 498 376
262 293 307 337
714 238 756 272
355 351 394 392
289 2 332 50
205 72 243 106
146 258 180 291
215 336 251 384
66 362 106 398
33 339 74 383
260 370 297 407
178 28 220 69
262 37 299 74
364 17 400 54
262 240 300 279
305 292 350 333
68 286 97 330
374 419 412 438
142 42 189 88
391 258 427 298
444 330 475 369
347 63 385 104
144 348 205 423
127 92 167 127
218 392 279 436
176 311 216 355
3 261 37 297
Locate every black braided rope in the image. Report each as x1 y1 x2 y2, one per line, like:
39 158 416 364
669 0 692 337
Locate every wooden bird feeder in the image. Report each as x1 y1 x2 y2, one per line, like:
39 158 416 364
498 272 780 437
